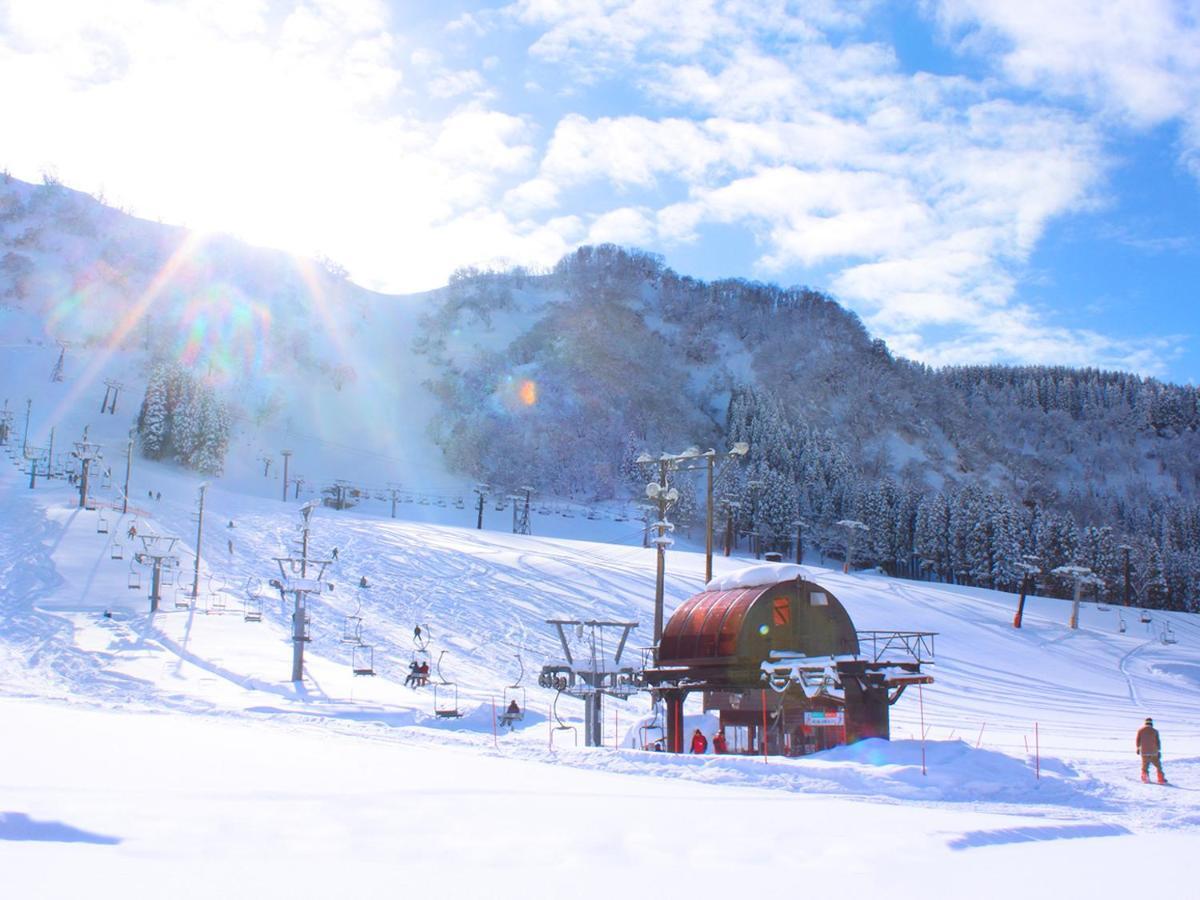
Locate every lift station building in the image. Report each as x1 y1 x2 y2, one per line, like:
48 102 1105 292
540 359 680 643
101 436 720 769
640 565 935 755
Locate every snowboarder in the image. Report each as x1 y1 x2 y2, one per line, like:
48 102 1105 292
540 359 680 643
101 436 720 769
331 547 339 560
690 728 708 754
1137 717 1167 784
712 729 728 754
359 575 369 588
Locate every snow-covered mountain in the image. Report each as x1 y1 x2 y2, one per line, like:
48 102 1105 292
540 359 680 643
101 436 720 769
3 172 1199 612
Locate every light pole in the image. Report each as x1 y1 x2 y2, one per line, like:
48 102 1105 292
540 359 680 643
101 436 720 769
836 519 869 574
636 443 747 647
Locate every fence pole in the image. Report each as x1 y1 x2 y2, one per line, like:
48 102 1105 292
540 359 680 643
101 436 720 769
918 684 927 776
975 722 986 749
761 688 769 763
1035 722 1040 781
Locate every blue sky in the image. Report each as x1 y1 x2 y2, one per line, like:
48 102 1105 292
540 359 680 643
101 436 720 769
1 0 1197 383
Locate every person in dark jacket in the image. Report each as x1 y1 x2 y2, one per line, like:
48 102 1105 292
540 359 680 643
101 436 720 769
1137 717 1167 783
690 728 708 754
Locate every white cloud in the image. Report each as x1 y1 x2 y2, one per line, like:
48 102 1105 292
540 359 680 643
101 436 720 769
931 1 1200 173
587 206 654 244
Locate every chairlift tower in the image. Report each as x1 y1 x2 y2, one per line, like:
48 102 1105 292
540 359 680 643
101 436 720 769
134 533 180 613
100 379 123 414
70 426 103 508
511 485 534 535
50 341 69 382
0 401 13 446
538 619 640 747
268 502 334 682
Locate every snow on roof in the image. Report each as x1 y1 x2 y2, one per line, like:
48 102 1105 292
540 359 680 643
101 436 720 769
705 562 810 592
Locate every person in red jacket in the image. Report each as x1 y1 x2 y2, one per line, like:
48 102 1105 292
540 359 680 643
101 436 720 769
690 728 708 754
712 729 728 754
1137 717 1167 784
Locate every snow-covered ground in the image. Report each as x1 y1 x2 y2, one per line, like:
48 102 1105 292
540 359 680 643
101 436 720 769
3 444 1199 898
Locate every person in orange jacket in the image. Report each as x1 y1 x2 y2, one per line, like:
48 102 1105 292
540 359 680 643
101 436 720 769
690 728 708 754
1137 717 1167 784
712 729 729 754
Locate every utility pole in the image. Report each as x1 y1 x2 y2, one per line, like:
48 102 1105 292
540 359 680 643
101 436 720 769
793 517 808 565
388 483 402 518
26 445 45 489
1118 544 1133 607
637 443 748 644
293 475 304 499
45 426 54 480
261 455 272 478
71 426 102 508
191 485 207 599
122 436 133 514
474 483 488 530
280 449 292 502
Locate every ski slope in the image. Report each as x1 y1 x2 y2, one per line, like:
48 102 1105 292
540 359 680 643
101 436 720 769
2 449 1199 899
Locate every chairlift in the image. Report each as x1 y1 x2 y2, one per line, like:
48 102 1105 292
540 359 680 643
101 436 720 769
1140 609 1152 624
551 689 577 747
97 513 109 534
127 564 141 590
499 654 527 727
110 541 124 560
1162 625 1178 645
352 643 376 676
638 700 665 750
454 497 464 509
1118 613 1127 633
413 623 431 654
342 614 363 644
175 584 192 609
494 498 505 511
244 593 263 622
161 566 176 587
433 650 462 718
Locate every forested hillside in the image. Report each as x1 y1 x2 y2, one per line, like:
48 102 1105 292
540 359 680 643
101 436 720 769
3 175 1198 610
417 246 1200 610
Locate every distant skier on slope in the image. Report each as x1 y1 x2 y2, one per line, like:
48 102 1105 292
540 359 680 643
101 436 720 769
1137 717 1167 784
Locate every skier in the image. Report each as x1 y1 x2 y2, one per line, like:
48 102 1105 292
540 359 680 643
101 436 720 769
127 523 137 539
227 538 234 556
417 661 430 686
1137 717 1167 784
712 729 728 754
690 728 708 754
404 661 420 688
332 547 339 561
359 575 369 588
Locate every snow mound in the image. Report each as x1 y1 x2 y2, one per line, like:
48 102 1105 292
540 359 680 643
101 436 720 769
706 563 810 591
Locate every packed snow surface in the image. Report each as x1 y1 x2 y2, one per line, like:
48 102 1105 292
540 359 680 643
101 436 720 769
705 562 809 591
3 456 1199 898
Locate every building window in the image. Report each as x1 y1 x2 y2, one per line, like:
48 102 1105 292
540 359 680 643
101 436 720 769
772 596 790 626
809 591 827 606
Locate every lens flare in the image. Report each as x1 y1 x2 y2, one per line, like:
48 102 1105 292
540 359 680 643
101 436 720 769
519 379 537 406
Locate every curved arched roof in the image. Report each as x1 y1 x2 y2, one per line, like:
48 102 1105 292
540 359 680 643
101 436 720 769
658 584 772 662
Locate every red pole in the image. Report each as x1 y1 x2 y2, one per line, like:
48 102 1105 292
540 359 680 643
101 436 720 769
976 722 986 749
761 689 769 763
548 705 553 751
1035 722 1040 781
918 684 927 776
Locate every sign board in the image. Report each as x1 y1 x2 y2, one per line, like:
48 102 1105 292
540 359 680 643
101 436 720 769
804 710 844 727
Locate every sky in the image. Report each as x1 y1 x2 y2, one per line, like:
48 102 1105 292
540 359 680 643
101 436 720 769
1 0 1198 383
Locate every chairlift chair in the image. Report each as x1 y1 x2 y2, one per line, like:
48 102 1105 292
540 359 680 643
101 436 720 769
161 566 176 587
1140 609 1152 623
433 650 463 717
110 541 123 560
551 690 578 747
175 584 192 609
127 564 141 590
1162 625 1178 645
352 643 376 676
500 654 527 727
97 513 109 534
244 594 264 622
1118 613 1127 633
342 615 363 644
